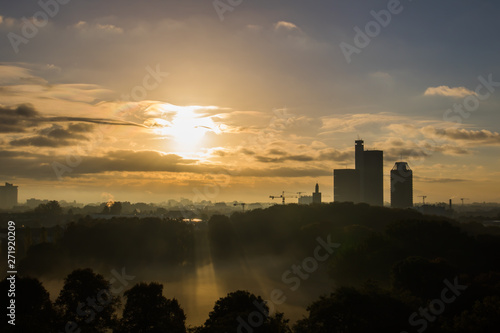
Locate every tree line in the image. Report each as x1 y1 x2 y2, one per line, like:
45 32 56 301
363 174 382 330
2 202 500 332
1 268 291 333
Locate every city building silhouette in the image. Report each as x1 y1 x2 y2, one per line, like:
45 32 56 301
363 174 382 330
299 183 322 204
334 140 383 206
298 195 313 205
391 162 413 208
362 150 383 206
333 169 361 203
313 183 322 204
0 182 18 209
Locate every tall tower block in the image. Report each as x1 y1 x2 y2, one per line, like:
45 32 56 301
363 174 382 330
363 150 384 206
355 140 364 172
355 140 364 201
391 162 413 208
334 169 361 203
0 183 18 209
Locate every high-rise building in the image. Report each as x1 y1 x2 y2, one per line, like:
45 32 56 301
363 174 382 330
312 183 322 204
334 169 361 203
362 150 383 206
391 162 413 208
354 139 365 202
355 140 364 173
333 139 384 206
0 183 18 209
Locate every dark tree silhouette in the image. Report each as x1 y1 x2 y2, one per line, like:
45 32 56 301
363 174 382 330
18 242 67 277
294 285 411 333
1 276 57 332
117 282 186 333
207 214 238 259
392 256 457 299
449 296 500 333
35 200 62 215
200 290 290 333
55 268 120 332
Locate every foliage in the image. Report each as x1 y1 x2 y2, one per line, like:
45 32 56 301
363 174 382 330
11 203 500 332
0 276 56 332
55 268 120 332
294 285 411 333
199 290 290 333
117 282 186 333
20 217 195 277
34 200 62 215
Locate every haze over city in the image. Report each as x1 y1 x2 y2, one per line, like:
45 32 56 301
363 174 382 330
0 0 499 205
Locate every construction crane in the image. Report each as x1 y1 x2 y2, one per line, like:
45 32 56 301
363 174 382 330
460 198 469 207
269 191 298 205
233 202 246 212
418 195 427 205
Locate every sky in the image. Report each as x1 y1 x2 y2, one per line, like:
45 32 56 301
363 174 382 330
0 0 499 205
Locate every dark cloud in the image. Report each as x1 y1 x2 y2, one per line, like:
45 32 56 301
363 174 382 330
384 148 431 161
0 104 39 133
240 148 255 156
255 148 350 164
0 151 64 179
0 147 332 181
9 124 91 147
68 123 94 133
428 128 500 145
0 149 224 180
268 149 287 156
44 116 145 127
384 143 470 161
255 154 315 163
59 150 223 175
415 176 468 183
255 156 282 163
317 149 351 162
10 136 71 148
239 166 331 178
13 104 39 117
0 150 47 159
0 104 144 134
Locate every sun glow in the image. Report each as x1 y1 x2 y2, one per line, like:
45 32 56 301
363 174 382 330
151 106 219 153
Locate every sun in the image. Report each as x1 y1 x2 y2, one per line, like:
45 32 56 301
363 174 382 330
152 106 219 153
169 111 209 151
